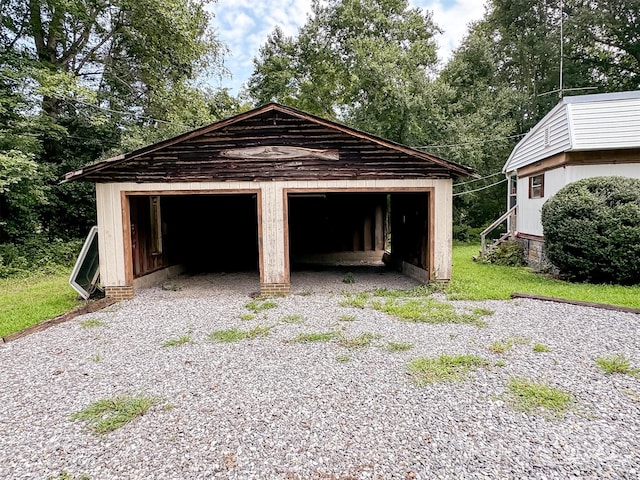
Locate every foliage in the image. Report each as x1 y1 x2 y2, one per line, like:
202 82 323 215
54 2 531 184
541 177 640 284
0 237 83 278
245 299 278 313
447 243 640 308
208 326 272 343
371 297 489 327
337 332 380 349
595 355 640 375
291 331 339 343
481 240 525 267
407 354 487 385
507 377 573 417
533 343 551 353
71 395 159 434
249 0 441 144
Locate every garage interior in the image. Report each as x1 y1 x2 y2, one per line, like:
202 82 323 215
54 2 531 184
287 191 431 279
128 193 260 278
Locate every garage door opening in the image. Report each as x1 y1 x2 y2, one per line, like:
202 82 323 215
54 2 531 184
287 190 431 284
128 193 260 279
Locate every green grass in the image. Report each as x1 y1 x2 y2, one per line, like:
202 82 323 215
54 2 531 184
208 326 272 343
71 395 159 434
335 354 351 363
407 354 487 385
240 313 256 321
595 354 640 375
245 299 278 313
338 314 356 322
0 272 81 338
372 297 488 327
489 337 529 354
79 318 104 328
507 377 573 417
533 343 551 353
337 332 380 349
339 292 369 308
162 335 192 348
291 331 338 343
383 341 414 352
448 244 640 308
280 314 304 324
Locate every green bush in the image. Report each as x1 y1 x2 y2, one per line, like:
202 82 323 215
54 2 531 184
541 176 640 285
481 240 525 267
0 237 83 278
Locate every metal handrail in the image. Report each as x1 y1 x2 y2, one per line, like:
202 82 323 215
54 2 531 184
480 205 517 255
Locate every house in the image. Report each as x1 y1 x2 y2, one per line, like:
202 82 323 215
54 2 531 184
64 103 475 300
500 91 640 268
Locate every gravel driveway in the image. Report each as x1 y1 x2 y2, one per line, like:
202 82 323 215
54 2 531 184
1 269 639 479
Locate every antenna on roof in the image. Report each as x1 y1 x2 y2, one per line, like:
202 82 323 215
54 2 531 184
538 0 596 99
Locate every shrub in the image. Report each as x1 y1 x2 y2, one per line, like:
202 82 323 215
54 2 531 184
541 176 640 284
481 240 525 266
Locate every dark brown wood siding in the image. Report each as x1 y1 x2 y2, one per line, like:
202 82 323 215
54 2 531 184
83 111 459 183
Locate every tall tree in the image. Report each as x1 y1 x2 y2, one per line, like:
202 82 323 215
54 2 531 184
249 0 441 144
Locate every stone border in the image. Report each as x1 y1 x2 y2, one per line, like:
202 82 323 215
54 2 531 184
1 297 119 344
511 293 640 315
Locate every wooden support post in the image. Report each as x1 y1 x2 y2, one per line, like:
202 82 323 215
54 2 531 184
363 215 372 251
375 205 384 251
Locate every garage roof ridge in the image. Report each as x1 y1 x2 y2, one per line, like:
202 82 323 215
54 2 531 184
63 103 477 182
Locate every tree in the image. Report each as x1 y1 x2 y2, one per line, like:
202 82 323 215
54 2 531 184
249 0 441 144
0 0 231 241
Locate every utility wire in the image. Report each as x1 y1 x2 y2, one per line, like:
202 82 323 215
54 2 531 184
453 171 504 187
452 178 507 197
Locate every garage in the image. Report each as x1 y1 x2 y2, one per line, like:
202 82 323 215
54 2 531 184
64 103 475 299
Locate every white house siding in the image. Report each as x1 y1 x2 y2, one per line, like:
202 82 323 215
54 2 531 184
504 104 571 172
517 163 640 237
516 168 567 237
95 178 453 291
569 98 640 150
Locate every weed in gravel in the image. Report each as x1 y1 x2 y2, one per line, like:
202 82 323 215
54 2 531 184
245 299 278 313
407 354 487 385
495 360 506 367
374 298 487 327
489 339 513 354
71 395 159 434
296 289 314 296
209 326 272 343
240 313 256 321
342 272 355 284
48 472 90 480
281 314 304 324
339 314 356 322
291 331 338 343
79 318 103 328
90 354 102 362
383 341 414 352
373 285 439 297
161 282 181 291
507 377 573 417
339 292 369 308
533 343 551 353
595 355 640 375
337 332 380 349
336 354 351 363
162 335 192 348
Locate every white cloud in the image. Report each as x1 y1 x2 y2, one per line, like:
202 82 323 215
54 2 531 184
208 0 487 93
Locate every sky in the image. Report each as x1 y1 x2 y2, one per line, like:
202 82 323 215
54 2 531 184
208 0 488 95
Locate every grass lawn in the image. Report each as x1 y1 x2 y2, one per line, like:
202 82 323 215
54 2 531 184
447 243 640 309
0 271 81 338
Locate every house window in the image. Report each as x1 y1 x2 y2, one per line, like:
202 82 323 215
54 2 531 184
529 174 545 199
149 196 163 254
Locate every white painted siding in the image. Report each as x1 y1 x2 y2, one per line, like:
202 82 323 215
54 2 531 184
569 99 640 150
504 91 640 173
505 104 570 172
516 168 566 237
96 178 453 289
517 163 640 237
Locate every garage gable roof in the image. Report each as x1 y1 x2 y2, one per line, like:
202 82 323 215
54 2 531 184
64 103 476 182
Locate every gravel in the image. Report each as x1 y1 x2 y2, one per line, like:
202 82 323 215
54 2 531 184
1 268 639 479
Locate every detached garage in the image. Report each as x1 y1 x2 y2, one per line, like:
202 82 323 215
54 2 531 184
64 103 475 299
